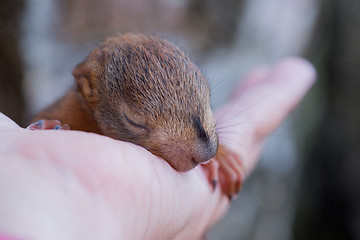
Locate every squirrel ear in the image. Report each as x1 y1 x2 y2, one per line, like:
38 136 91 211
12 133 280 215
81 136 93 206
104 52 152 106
72 49 104 103
72 61 93 100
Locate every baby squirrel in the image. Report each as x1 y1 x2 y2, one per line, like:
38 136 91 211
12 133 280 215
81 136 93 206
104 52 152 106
29 33 244 197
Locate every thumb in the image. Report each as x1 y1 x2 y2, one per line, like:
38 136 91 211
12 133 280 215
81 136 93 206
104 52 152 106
0 113 20 130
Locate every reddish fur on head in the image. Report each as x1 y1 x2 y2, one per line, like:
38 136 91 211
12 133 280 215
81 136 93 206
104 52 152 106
73 33 218 171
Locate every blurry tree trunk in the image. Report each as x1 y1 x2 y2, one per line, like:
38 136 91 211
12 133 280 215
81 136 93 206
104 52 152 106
294 0 360 239
0 0 25 125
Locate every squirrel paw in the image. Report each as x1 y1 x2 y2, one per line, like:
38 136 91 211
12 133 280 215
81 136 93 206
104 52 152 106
202 145 245 201
26 120 70 131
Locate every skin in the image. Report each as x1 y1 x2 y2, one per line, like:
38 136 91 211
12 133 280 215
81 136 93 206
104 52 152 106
0 57 315 240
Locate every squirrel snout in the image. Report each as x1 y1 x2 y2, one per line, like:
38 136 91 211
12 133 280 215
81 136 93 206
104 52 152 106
160 138 218 171
192 140 218 164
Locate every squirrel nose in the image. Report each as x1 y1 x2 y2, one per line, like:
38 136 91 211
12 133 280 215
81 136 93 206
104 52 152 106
192 140 218 163
192 152 214 163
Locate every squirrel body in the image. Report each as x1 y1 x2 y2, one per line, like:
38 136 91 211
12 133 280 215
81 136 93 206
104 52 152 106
33 33 218 172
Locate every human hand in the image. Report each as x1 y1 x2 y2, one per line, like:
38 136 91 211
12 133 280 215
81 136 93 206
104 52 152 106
0 57 315 240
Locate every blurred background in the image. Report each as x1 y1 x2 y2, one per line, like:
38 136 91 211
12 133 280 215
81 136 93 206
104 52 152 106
0 0 359 239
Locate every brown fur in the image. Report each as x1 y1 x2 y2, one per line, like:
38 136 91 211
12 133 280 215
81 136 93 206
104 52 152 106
34 33 218 171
